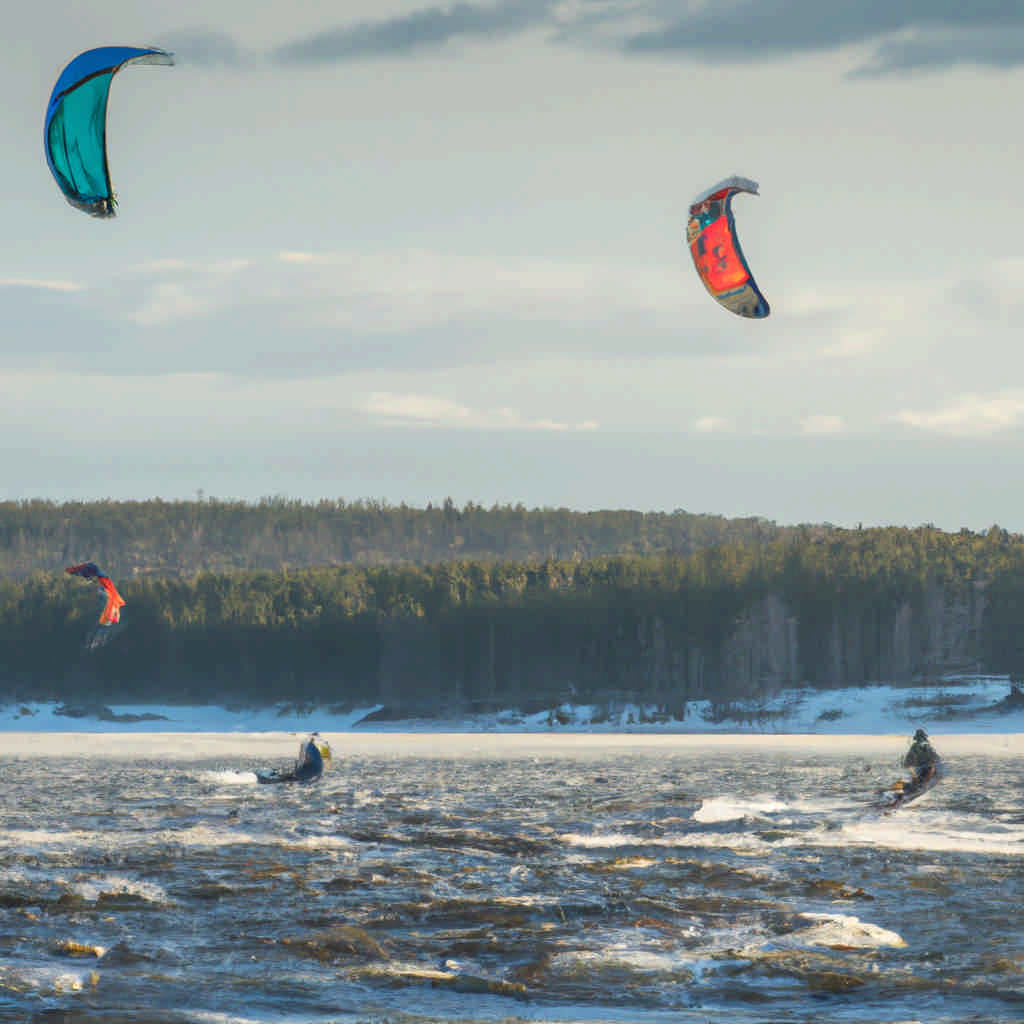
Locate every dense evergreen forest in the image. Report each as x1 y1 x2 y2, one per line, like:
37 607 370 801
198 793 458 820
0 498 802 579
2 517 1024 714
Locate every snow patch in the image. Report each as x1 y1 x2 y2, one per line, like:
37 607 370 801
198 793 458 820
0 702 384 733
1 676 1023 735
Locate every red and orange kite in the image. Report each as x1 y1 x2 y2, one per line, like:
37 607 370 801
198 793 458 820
687 176 770 319
66 561 125 647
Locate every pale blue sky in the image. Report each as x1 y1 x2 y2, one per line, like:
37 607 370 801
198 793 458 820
2 2 1024 528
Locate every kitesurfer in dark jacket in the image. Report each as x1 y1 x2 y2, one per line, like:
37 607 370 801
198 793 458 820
293 733 324 782
903 728 939 780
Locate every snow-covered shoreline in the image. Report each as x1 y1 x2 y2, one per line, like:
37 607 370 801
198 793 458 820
2 675 1022 735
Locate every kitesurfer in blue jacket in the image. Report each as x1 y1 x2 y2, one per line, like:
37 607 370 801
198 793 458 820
294 733 324 782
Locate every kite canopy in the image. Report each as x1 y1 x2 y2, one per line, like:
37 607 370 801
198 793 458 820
66 561 125 630
45 46 174 218
686 175 770 319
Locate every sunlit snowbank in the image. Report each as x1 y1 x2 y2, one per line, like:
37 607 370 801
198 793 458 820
1 674 1022 735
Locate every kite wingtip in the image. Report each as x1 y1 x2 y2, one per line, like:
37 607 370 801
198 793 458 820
690 175 760 208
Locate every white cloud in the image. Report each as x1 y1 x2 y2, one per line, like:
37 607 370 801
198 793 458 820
783 287 857 319
127 258 191 274
361 392 473 424
894 392 1024 436
821 328 886 358
129 281 212 326
694 415 729 433
360 391 598 432
122 258 254 326
801 414 845 435
0 278 84 293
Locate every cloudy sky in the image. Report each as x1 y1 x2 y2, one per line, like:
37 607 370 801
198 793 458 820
3 1 1024 529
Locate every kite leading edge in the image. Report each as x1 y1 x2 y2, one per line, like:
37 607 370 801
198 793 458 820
44 46 174 218
687 175 770 319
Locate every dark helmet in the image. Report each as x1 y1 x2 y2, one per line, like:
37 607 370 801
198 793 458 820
913 728 928 742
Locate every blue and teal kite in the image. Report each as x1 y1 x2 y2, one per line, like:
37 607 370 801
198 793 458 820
45 46 174 218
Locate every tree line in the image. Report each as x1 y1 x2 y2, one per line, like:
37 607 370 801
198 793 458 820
2 522 1023 712
0 497 801 579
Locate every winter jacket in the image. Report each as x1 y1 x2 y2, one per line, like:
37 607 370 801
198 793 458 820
903 739 938 769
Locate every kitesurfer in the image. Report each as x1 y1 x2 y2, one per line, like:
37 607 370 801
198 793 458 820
903 728 939 781
293 732 325 782
255 732 331 784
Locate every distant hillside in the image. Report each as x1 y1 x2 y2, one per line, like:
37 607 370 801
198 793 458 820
0 497 813 579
